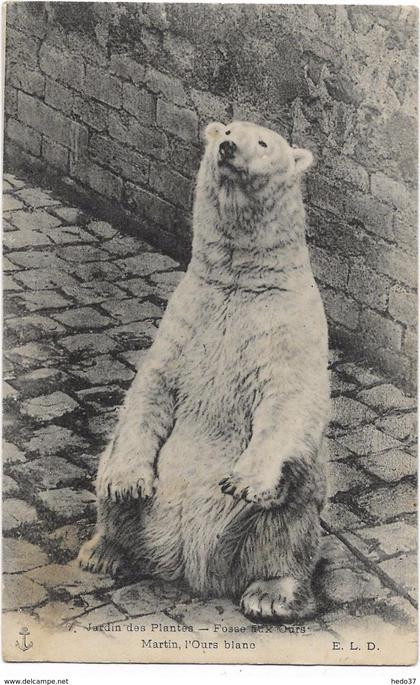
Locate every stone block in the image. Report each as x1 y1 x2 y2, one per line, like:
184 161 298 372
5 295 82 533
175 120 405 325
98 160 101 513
89 134 150 185
6 118 42 156
37 488 96 522
39 43 84 90
3 574 48 611
357 384 416 412
69 354 135 385
3 538 48 574
84 65 122 108
357 482 417 521
3 498 38 532
11 456 86 490
359 448 416 482
157 100 198 142
21 391 79 421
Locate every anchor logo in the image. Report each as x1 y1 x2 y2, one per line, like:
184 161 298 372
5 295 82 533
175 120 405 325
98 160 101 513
16 626 33 652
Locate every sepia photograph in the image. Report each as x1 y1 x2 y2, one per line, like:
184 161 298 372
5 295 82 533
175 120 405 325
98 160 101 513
2 1 418 667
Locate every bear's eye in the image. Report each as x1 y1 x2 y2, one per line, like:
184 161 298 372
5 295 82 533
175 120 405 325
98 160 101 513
258 140 267 148
225 130 231 135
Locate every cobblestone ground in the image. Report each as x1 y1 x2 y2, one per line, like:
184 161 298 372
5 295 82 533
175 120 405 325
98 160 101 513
3 172 417 642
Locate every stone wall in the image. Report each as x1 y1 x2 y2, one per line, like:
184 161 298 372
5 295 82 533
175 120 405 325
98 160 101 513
4 3 417 388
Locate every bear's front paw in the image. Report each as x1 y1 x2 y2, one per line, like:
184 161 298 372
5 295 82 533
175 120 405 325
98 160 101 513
98 463 157 503
219 472 286 509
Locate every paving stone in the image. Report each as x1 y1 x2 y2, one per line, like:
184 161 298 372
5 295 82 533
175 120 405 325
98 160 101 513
3 357 16 380
358 384 416 413
3 573 48 610
359 448 417 483
330 371 357 396
21 391 79 421
4 173 26 189
4 228 52 250
167 598 250 629
11 456 87 490
5 341 66 369
49 523 95 557
52 306 114 330
59 332 120 356
107 320 157 349
406 444 417 456
72 452 100 477
76 385 126 412
375 412 417 442
4 256 21 271
118 349 148 369
57 244 111 263
71 260 123 282
101 235 153 257
77 603 127 628
69 354 135 385
13 267 80 290
318 535 364 572
382 596 418 628
119 278 156 298
16 187 61 207
149 270 184 298
61 280 128 306
14 289 71 313
3 475 20 496
6 314 66 344
7 208 62 231
379 554 417 599
37 487 96 521
3 275 23 291
357 482 417 521
7 251 66 270
3 179 14 191
336 425 402 455
3 498 38 531
321 502 363 531
112 580 189 617
3 538 48 574
318 567 389 606
331 396 377 428
52 206 86 224
23 427 87 462
114 253 179 278
3 195 25 211
328 462 372 496
100 298 163 323
3 381 19 400
86 220 118 239
27 560 114 595
12 367 70 398
3 440 27 464
346 522 417 561
336 362 383 387
44 224 96 245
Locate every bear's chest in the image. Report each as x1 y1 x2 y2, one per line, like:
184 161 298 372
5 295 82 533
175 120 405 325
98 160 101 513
173 286 294 433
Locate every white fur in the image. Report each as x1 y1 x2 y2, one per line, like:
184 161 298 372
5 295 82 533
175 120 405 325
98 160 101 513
82 121 330 612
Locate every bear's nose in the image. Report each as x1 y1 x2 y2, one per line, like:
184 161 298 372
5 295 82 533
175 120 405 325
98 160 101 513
219 140 237 159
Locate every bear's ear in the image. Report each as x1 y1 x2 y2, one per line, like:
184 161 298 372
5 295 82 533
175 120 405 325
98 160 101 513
204 121 225 143
292 147 314 174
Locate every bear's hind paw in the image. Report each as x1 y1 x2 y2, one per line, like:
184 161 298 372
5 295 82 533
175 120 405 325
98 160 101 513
78 533 127 578
240 577 315 621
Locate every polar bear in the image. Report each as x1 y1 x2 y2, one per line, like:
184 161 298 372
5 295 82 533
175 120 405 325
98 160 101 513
79 121 330 621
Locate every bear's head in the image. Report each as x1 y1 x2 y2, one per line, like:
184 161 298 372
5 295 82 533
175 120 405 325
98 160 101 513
203 120 313 191
194 121 313 249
